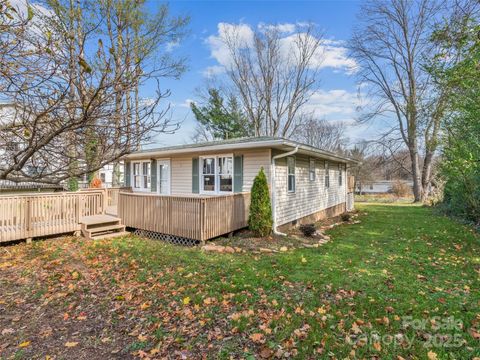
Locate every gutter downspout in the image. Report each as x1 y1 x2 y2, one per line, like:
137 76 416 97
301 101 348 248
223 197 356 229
271 146 299 236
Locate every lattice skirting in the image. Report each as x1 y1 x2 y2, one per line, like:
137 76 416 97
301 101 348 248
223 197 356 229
132 229 200 247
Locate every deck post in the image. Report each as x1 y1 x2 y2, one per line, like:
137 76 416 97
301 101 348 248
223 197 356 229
26 198 32 237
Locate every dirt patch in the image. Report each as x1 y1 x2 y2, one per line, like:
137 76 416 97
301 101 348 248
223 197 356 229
211 211 361 253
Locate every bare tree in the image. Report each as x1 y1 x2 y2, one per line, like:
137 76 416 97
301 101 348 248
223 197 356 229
293 116 347 153
349 0 447 202
222 23 324 137
0 0 188 184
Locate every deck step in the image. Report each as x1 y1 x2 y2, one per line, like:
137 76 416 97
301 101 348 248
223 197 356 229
88 231 130 240
83 224 125 235
79 214 126 240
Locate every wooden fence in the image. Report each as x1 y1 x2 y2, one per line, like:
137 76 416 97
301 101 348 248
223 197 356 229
118 192 251 242
0 191 105 243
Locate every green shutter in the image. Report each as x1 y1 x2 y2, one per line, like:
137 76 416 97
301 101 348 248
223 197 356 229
233 155 243 193
151 159 157 192
192 157 199 193
125 161 131 187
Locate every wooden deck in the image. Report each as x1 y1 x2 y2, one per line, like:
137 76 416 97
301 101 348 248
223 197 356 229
0 191 105 243
118 192 251 242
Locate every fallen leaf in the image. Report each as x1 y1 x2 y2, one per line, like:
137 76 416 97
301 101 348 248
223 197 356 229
373 341 381 351
1 328 14 335
65 341 78 348
18 341 30 348
140 302 150 310
250 333 265 343
427 351 438 360
183 297 191 305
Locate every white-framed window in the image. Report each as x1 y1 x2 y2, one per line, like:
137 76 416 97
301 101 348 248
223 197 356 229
309 158 315 181
200 155 234 194
133 163 141 189
132 161 151 190
202 157 216 192
143 162 151 189
338 163 343 186
287 156 295 193
218 156 233 192
325 161 330 188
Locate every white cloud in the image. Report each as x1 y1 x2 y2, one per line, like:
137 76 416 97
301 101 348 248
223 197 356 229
166 41 180 52
206 22 254 68
204 22 357 76
202 65 226 77
258 22 296 34
303 89 362 118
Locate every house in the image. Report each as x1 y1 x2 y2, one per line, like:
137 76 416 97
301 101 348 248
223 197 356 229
355 180 413 195
120 137 356 242
0 179 64 194
78 162 124 189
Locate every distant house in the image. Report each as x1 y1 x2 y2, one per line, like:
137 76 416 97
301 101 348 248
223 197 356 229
78 162 124 189
0 180 64 194
356 180 413 194
121 137 357 239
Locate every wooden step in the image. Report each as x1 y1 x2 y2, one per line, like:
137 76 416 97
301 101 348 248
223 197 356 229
83 224 125 236
88 231 130 240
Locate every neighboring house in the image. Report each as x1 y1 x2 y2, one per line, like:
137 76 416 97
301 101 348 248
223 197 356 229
122 137 356 238
0 179 64 194
78 162 124 188
356 180 413 194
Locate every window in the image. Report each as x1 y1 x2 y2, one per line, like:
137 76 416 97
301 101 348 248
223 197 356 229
142 162 151 189
218 156 233 192
133 161 150 190
202 157 216 192
100 172 106 183
287 156 295 192
309 158 315 181
201 155 233 193
324 161 330 188
338 163 343 186
133 163 141 188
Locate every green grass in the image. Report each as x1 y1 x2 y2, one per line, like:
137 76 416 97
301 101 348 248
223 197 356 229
2 203 479 359
89 203 480 358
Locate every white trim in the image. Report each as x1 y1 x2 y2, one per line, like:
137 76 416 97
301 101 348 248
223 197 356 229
199 154 234 195
124 139 357 164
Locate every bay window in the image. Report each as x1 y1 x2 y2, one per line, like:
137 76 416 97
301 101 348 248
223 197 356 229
133 163 141 188
201 155 233 193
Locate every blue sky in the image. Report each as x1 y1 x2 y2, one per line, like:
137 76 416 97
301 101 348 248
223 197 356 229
143 0 381 147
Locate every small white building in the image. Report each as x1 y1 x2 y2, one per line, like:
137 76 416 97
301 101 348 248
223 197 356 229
356 180 413 194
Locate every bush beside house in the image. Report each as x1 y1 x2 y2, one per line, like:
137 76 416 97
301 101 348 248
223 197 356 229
248 168 273 237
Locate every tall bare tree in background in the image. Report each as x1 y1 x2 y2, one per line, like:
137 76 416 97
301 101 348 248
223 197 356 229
0 0 188 185
222 24 324 137
293 116 347 153
349 0 449 202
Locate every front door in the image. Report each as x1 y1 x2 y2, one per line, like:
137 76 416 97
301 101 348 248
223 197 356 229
157 160 171 195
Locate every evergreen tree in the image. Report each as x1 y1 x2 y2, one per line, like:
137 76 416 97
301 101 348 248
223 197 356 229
191 88 252 140
248 168 273 237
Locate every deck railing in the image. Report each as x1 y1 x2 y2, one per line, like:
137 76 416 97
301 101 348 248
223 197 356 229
0 191 105 243
118 192 251 242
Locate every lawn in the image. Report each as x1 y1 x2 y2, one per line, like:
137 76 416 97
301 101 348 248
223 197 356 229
0 203 479 359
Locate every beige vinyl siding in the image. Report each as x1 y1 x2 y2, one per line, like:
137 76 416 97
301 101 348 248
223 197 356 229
241 148 271 192
131 148 271 195
274 155 346 226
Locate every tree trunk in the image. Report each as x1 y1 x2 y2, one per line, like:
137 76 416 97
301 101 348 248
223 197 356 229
421 151 434 200
408 142 423 202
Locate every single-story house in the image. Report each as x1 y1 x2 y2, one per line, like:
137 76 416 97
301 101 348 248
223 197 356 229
120 137 356 243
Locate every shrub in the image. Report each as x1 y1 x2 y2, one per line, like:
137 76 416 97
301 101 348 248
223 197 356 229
248 168 273 237
299 223 316 237
391 180 411 198
341 213 351 222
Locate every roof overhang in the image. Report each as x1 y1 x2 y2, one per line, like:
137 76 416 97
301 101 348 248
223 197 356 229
123 138 359 164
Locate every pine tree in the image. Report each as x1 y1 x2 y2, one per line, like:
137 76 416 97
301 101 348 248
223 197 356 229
248 168 273 237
